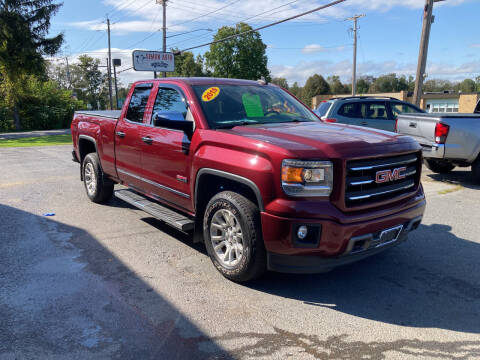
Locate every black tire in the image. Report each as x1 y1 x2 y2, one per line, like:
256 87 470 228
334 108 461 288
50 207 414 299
203 191 266 282
424 159 455 174
82 153 114 203
472 158 480 184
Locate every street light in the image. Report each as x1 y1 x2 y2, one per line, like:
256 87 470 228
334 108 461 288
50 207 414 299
166 28 213 39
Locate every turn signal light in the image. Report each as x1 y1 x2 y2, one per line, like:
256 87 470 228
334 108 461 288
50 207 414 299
282 167 303 183
434 122 449 144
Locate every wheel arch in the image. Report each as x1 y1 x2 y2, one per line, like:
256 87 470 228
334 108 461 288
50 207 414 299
78 135 101 181
194 169 264 215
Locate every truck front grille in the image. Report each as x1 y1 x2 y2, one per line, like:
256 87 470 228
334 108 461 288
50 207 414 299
345 153 420 207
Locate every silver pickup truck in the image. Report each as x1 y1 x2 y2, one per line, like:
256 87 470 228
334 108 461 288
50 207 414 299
396 113 480 182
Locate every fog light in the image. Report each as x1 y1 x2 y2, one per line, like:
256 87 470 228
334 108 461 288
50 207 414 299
297 226 308 240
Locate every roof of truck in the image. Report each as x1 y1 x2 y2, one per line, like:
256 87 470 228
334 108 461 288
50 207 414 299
134 77 269 86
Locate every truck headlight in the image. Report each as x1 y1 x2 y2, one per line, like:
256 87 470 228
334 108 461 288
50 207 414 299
281 160 333 197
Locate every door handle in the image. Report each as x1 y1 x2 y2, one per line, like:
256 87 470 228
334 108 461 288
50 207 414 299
116 131 125 138
142 136 153 145
409 122 417 128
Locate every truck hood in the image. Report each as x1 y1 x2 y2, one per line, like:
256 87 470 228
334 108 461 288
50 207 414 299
223 121 418 157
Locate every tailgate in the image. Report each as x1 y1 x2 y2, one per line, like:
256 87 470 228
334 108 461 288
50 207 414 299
396 114 439 145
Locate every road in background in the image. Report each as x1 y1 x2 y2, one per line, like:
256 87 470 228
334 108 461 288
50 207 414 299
1 145 479 359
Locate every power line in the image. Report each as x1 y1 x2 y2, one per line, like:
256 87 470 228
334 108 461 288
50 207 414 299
179 0 347 52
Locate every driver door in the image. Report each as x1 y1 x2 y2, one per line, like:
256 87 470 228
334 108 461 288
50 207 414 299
140 85 194 211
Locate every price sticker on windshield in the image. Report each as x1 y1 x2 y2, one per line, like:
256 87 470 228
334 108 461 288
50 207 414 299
202 87 220 102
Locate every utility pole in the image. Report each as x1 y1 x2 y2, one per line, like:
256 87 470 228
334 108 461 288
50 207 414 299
157 0 168 78
65 57 71 89
107 17 114 110
346 14 365 96
413 0 444 107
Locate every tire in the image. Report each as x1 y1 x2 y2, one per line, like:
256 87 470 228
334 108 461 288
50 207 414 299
424 159 455 174
82 153 114 203
472 158 480 184
203 191 266 282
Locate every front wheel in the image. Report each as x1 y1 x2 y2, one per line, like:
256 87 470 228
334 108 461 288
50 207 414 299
203 191 266 282
82 153 114 203
424 159 455 174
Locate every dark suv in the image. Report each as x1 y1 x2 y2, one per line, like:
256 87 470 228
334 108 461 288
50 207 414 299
314 96 424 132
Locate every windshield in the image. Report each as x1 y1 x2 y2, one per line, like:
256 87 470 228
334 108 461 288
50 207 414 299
192 84 319 129
315 101 333 117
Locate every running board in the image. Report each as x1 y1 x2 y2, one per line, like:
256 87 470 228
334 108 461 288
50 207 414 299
115 189 194 232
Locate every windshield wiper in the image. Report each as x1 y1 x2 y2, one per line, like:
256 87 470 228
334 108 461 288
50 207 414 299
214 121 256 129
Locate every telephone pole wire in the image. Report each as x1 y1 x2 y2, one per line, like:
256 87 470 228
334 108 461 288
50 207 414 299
413 0 444 107
346 14 365 96
107 17 114 110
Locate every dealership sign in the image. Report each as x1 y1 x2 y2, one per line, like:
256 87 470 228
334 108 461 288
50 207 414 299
132 50 175 72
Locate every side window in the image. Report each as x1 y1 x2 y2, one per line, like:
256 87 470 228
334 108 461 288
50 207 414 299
338 103 361 118
392 102 420 116
125 86 152 123
152 88 188 124
362 102 388 119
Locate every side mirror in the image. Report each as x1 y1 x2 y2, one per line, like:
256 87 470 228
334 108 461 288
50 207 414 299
153 112 194 137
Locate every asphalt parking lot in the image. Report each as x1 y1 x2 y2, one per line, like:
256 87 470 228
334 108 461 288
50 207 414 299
1 145 480 359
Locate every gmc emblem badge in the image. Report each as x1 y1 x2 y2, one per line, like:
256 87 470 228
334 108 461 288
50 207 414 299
375 167 407 184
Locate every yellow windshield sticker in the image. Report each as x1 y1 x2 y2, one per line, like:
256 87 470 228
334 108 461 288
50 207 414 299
202 87 220 102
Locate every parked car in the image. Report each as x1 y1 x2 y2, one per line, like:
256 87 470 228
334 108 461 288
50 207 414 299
71 78 425 282
396 112 480 182
314 96 424 132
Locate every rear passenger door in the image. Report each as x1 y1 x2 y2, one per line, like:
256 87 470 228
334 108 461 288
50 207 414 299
115 83 154 191
361 101 394 131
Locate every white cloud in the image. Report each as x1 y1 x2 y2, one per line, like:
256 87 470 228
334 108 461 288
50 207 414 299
301 44 346 54
270 59 480 86
471 44 480 48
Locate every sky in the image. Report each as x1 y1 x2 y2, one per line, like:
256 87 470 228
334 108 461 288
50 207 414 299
48 0 480 87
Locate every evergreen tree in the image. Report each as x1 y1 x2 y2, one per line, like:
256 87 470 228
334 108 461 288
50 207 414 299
0 0 64 130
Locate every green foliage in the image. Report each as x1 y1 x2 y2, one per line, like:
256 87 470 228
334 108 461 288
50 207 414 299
459 79 476 93
327 76 348 94
289 82 302 99
0 76 84 132
205 23 270 81
0 0 64 130
170 50 205 77
302 74 330 107
271 77 289 89
369 73 408 93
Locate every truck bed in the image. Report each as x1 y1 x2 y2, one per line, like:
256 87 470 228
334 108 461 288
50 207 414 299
75 110 122 119
397 113 480 163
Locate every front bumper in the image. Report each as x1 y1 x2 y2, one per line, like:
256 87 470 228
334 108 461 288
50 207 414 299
267 216 422 274
261 193 426 274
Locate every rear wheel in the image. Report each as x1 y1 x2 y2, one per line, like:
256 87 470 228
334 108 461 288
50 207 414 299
82 153 114 203
203 191 266 282
472 158 480 184
424 159 455 174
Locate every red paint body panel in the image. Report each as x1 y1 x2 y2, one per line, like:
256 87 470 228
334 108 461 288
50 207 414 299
71 77 426 266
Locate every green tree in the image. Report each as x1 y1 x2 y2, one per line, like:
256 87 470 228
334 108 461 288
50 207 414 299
205 22 270 81
171 50 204 77
302 74 330 107
327 75 347 94
289 81 302 98
0 0 63 130
271 77 289 89
459 78 476 93
70 55 106 110
356 78 370 94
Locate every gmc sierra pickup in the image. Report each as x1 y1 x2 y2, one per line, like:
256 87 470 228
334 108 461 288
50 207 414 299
71 78 426 282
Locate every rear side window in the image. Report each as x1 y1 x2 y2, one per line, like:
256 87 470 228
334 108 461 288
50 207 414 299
126 86 152 123
391 102 422 116
315 101 332 117
362 102 388 119
338 103 362 118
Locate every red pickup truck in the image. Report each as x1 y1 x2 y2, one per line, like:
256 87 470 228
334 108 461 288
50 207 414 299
71 78 426 282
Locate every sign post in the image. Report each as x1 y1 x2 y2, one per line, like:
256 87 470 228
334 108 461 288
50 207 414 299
132 50 175 74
